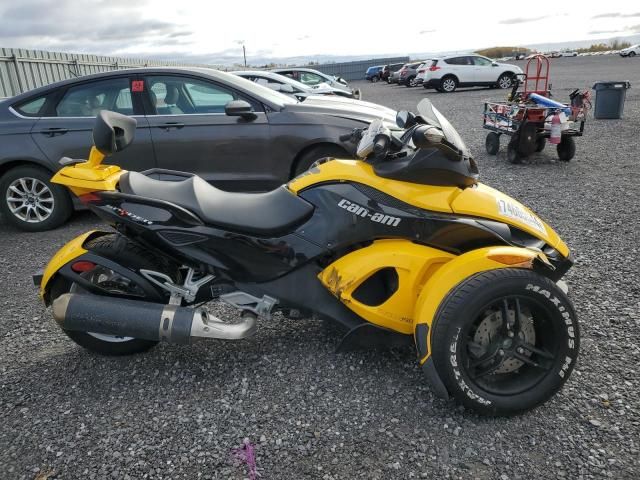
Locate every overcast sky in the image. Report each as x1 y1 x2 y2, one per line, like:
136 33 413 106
1 0 639 64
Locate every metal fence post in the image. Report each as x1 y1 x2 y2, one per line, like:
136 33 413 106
11 54 24 94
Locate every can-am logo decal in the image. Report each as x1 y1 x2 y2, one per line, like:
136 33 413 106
105 204 153 225
337 199 401 227
497 199 545 234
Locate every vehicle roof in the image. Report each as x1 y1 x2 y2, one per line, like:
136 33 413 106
0 66 291 110
272 67 331 75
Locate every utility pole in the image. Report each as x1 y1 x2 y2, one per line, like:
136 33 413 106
243 44 247 67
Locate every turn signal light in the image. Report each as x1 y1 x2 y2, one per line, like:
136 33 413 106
487 254 534 267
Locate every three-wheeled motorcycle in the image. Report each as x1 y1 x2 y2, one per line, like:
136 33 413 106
35 99 579 415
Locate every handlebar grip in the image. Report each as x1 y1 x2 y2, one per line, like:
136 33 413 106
373 135 389 154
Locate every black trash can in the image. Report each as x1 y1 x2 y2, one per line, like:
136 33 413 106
592 81 631 119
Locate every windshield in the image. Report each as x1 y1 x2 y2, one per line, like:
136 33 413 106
417 99 470 156
215 70 298 106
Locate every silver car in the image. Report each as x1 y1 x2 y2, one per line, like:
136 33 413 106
271 68 361 99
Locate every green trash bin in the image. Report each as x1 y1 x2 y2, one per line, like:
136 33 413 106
592 81 631 119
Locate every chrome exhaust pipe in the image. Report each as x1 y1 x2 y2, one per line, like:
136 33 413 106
52 293 257 343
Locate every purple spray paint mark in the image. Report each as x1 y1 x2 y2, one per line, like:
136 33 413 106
232 438 258 479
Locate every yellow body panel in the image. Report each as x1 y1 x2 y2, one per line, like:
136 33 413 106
413 246 546 363
40 230 95 298
451 183 569 257
289 159 458 213
51 146 124 196
318 239 454 334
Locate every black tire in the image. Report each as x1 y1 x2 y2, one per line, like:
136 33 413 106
430 268 579 416
507 139 522 164
629 51 636 57
485 132 500 155
371 75 380 83
536 137 546 152
49 234 178 355
439 76 458 93
293 145 348 176
497 73 515 89
405 76 416 87
0 165 72 232
557 136 576 161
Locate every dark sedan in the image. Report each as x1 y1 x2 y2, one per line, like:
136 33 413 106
0 67 396 231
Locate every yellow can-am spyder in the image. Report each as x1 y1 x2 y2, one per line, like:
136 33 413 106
36 99 579 416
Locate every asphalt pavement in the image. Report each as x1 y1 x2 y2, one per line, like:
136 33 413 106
1 54 639 479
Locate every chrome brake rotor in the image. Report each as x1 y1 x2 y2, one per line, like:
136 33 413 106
474 306 535 374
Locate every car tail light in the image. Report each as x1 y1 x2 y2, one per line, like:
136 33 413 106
429 66 441 71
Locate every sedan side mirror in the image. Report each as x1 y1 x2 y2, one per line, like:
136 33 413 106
492 62 499 66
225 100 257 120
278 83 295 93
396 110 416 129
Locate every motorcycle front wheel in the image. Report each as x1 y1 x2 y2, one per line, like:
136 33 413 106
430 268 579 416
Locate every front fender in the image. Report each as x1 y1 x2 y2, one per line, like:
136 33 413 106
39 230 106 302
413 245 549 364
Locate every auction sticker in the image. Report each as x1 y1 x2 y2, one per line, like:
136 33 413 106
497 198 546 234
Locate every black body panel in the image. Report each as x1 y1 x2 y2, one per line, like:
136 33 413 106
296 182 510 255
374 147 478 188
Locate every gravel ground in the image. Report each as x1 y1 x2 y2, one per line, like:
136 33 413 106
1 55 639 479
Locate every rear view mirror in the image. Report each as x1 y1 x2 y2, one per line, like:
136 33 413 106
93 110 137 156
396 110 416 129
225 100 257 120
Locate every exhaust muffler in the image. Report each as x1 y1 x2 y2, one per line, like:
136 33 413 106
52 293 257 343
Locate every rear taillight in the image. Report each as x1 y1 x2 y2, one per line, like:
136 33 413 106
79 192 101 204
429 66 441 71
71 261 96 273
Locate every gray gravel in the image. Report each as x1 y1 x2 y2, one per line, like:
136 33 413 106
1 55 639 479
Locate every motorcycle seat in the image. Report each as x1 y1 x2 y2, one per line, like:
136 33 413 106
119 171 314 236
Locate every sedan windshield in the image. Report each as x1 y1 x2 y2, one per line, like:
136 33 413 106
200 69 298 106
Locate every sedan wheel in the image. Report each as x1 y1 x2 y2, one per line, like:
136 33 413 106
6 177 55 223
0 165 72 231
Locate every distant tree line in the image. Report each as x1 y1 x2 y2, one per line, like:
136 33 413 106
475 46 532 58
576 40 631 53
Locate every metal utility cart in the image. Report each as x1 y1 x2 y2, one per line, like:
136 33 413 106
482 55 589 163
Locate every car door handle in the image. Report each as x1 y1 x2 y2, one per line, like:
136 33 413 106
40 127 69 137
159 122 184 130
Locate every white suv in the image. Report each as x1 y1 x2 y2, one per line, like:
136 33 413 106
422 55 523 93
620 44 639 57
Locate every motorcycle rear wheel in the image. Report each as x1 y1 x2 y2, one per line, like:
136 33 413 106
49 234 178 355
430 268 579 416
